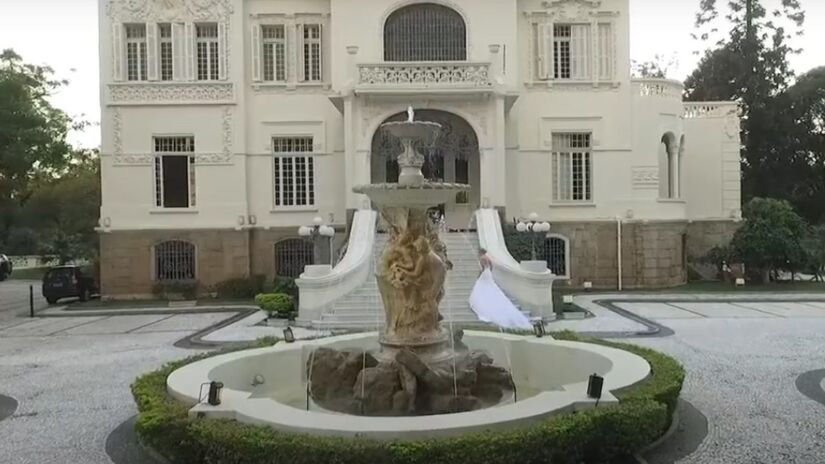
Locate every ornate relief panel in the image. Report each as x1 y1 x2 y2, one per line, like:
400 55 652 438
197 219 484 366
106 0 234 22
108 83 235 105
631 166 659 189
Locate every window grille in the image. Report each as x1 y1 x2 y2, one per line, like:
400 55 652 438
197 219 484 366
552 133 591 202
553 24 590 80
196 23 220 80
262 25 286 82
274 239 314 278
153 136 196 208
273 137 315 207
302 24 322 82
125 24 147 81
540 236 568 277
159 23 173 81
384 4 466 61
155 240 196 281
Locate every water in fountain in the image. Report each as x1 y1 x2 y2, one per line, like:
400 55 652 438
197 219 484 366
306 107 515 416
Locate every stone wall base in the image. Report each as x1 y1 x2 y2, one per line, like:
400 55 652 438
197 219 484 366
550 220 738 289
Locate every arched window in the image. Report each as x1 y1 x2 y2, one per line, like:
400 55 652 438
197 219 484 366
274 239 314 278
384 3 466 61
154 240 196 281
539 235 569 278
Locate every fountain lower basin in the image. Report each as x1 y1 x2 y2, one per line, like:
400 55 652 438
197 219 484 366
168 331 650 441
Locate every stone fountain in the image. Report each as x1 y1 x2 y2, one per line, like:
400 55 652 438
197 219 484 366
307 108 515 416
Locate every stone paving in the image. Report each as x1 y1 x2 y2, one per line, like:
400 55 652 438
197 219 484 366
1 294 825 463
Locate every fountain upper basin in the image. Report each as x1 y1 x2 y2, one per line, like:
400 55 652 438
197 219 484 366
353 182 470 207
167 331 650 441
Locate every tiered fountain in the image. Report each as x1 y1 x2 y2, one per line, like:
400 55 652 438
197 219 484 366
166 107 651 440
307 108 513 416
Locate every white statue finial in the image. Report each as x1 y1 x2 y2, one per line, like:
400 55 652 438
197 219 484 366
407 106 414 122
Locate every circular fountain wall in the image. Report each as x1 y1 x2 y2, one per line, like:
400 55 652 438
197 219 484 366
167 332 650 441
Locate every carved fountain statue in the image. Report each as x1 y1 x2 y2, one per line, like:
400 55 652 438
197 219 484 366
308 108 515 416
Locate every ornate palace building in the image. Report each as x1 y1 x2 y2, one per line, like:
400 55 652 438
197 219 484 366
98 0 741 310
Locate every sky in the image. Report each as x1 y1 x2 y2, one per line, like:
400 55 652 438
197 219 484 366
0 0 822 150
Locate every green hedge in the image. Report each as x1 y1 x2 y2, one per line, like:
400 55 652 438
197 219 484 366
131 333 684 464
254 293 294 318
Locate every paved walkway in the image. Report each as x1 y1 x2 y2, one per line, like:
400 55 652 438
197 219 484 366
0 280 49 324
1 293 825 463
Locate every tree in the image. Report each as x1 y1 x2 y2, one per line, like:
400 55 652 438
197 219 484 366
730 197 808 283
631 54 678 79
18 149 101 261
0 49 74 240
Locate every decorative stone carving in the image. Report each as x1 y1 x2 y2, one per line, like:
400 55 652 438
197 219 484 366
635 79 684 99
222 107 233 156
112 108 123 155
358 63 492 88
631 166 659 189
540 0 603 21
112 152 233 166
108 83 234 105
106 0 233 21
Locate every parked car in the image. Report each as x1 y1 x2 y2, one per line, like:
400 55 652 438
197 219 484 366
0 254 12 281
42 265 98 304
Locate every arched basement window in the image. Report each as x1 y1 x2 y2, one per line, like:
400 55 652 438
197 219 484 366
540 235 569 278
154 240 196 281
384 3 467 61
274 239 314 278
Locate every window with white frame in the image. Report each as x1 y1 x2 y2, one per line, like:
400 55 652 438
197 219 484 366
262 25 286 82
301 24 322 82
552 133 592 202
125 24 148 81
196 23 220 81
155 240 196 281
158 23 174 81
534 22 613 81
273 137 315 208
153 136 196 208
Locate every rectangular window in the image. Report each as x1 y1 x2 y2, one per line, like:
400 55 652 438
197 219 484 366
125 24 147 81
553 24 590 80
302 24 322 82
273 137 315 207
552 133 592 202
154 136 196 208
196 23 220 81
262 25 286 82
159 23 173 81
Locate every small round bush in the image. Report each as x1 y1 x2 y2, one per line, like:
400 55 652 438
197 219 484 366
255 293 294 318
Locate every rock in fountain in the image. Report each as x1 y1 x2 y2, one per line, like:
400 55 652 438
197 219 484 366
308 108 515 416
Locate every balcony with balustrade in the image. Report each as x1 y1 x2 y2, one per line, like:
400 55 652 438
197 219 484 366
354 61 495 96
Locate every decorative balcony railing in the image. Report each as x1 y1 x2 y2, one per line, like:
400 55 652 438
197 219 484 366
683 102 740 119
632 78 684 99
357 62 493 89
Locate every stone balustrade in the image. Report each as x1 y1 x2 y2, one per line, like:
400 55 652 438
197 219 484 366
683 102 740 119
357 62 493 88
632 78 684 99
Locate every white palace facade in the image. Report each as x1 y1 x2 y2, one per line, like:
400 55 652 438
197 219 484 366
98 0 742 303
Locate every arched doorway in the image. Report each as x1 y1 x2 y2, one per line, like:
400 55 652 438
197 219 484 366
370 109 480 230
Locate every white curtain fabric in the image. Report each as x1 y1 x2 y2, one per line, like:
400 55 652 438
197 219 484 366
469 269 533 330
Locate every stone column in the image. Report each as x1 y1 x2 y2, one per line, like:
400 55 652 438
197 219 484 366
669 142 680 198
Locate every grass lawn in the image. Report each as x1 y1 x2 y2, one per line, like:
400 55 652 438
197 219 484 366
8 267 49 281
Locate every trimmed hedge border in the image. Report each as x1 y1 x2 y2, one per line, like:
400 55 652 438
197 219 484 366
131 332 684 464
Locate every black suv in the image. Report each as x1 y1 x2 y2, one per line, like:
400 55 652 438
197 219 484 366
42 265 98 304
0 254 12 281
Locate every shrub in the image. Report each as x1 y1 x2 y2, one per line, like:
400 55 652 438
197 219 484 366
255 293 294 318
131 333 684 464
214 275 266 299
152 280 199 300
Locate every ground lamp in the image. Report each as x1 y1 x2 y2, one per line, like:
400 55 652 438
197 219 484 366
587 373 604 406
199 381 224 406
283 327 296 343
532 321 546 338
298 216 336 265
516 212 551 260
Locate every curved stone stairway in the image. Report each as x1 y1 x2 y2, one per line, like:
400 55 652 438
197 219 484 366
312 232 533 329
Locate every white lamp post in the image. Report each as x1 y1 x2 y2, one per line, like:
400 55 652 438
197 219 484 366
298 216 336 265
516 212 551 261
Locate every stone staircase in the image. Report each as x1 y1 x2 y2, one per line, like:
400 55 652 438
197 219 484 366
312 231 534 329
